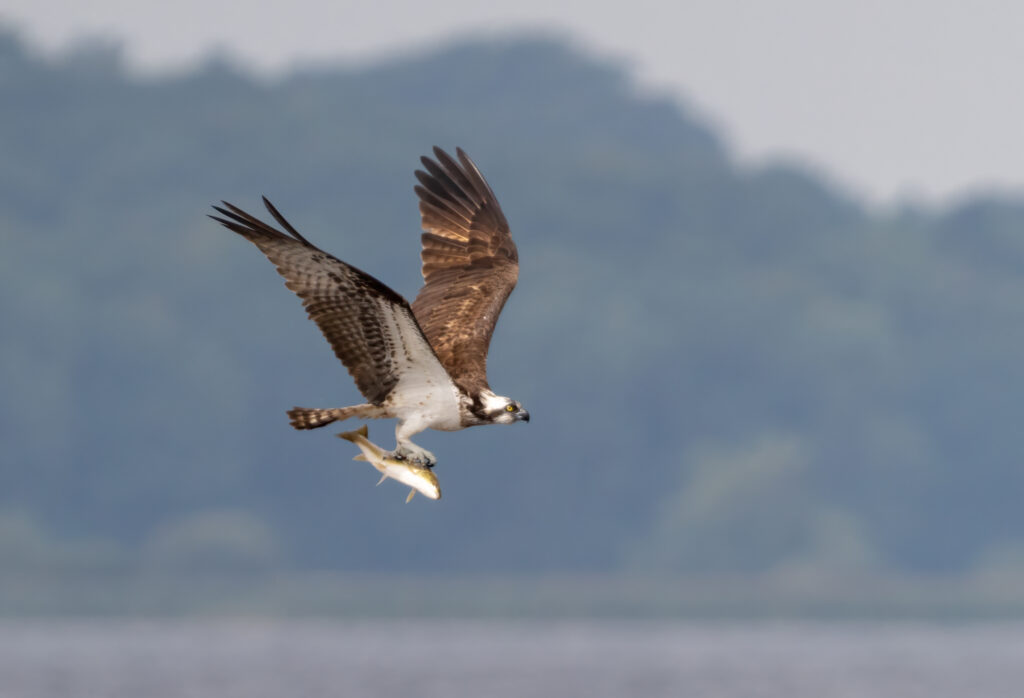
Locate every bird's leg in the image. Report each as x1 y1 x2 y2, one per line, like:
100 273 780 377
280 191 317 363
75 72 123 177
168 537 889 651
393 421 437 467
392 441 437 468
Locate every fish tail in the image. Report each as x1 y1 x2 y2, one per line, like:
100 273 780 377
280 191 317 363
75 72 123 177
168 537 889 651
337 424 370 442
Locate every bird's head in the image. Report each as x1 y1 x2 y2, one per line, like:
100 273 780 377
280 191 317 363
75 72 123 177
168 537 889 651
480 391 530 425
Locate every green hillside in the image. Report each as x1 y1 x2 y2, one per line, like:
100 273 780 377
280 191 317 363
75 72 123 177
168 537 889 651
3 25 1024 584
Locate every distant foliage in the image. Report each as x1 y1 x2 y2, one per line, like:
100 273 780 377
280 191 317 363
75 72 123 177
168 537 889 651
2 26 1024 575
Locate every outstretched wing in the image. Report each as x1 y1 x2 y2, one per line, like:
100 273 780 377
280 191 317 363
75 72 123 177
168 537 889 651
411 147 519 396
210 198 446 406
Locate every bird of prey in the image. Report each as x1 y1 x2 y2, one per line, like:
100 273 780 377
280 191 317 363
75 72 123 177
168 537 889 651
209 147 529 466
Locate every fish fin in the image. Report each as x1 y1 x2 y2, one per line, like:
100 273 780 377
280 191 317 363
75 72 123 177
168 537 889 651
337 424 370 442
353 454 367 461
376 474 388 486
406 488 416 503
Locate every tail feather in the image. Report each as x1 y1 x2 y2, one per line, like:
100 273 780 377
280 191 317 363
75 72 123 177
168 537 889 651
287 405 385 430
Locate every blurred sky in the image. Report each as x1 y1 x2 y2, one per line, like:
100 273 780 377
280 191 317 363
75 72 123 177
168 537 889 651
3 0 1022 205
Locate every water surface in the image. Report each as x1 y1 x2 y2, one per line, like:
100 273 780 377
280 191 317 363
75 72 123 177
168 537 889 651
3 620 1023 697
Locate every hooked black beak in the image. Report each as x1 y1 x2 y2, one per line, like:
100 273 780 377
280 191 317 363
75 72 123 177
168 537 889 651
518 409 530 423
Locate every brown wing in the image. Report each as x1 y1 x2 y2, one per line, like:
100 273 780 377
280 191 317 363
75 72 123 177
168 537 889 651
411 147 519 396
210 197 441 405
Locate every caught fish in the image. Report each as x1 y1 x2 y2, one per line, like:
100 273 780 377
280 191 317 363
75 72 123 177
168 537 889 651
338 425 441 502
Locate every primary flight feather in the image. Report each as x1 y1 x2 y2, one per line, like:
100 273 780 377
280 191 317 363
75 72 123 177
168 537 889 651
209 147 529 466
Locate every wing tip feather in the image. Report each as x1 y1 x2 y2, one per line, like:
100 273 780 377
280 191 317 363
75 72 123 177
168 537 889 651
209 198 318 248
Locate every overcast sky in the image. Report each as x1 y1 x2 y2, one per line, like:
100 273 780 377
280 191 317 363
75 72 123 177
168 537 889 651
3 0 1022 205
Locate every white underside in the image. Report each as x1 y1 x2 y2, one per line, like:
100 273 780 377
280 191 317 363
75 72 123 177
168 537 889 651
376 298 463 440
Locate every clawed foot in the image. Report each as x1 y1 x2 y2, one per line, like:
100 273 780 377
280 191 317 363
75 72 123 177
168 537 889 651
391 445 437 468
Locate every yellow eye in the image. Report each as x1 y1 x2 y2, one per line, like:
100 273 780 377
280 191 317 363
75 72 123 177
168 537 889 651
506 404 516 412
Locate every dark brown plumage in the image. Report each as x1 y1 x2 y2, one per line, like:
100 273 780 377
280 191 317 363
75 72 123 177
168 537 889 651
209 198 419 405
412 147 519 397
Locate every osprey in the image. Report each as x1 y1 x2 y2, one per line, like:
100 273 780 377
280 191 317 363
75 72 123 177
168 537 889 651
210 147 529 466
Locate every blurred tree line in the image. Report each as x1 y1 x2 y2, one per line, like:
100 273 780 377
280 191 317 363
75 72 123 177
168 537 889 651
3 25 1024 579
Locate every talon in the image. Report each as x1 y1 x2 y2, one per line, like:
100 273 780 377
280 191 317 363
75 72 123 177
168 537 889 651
392 445 436 468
